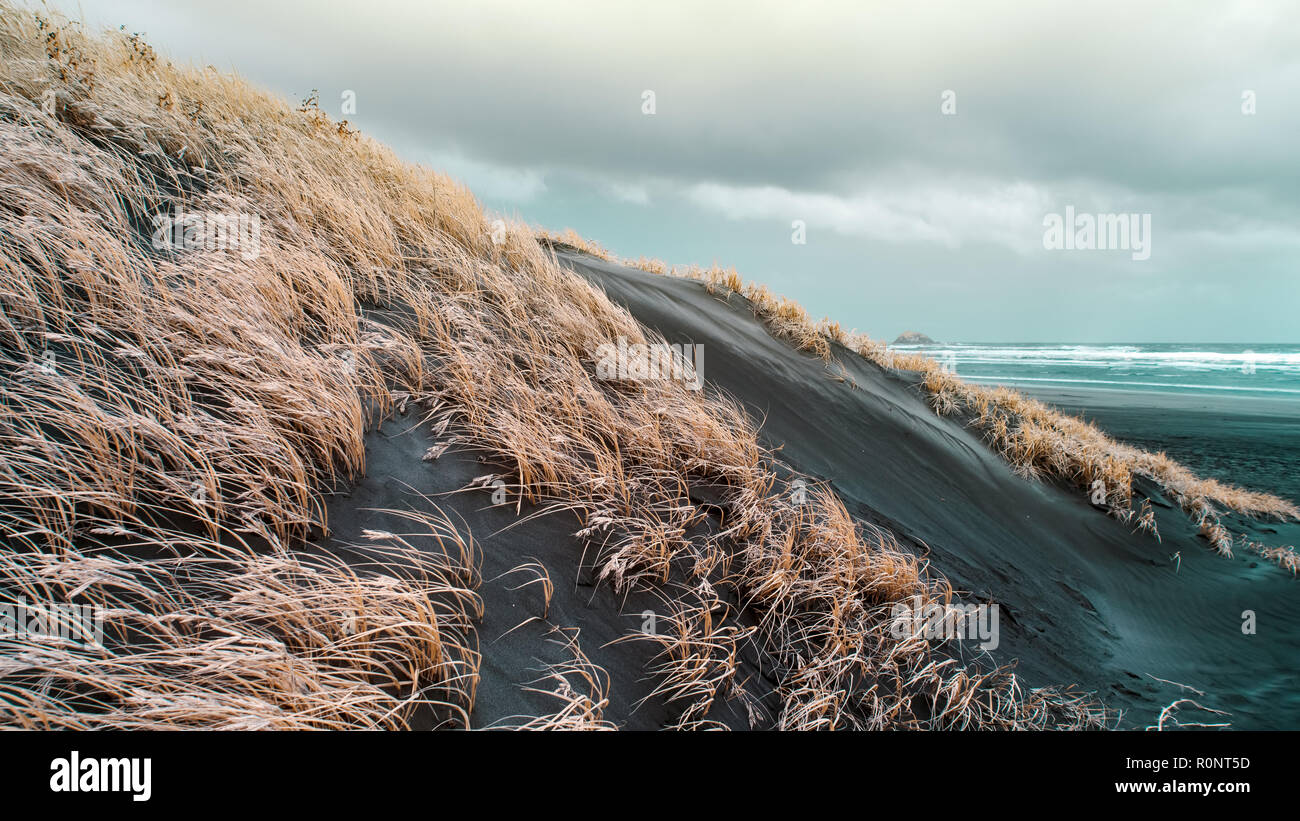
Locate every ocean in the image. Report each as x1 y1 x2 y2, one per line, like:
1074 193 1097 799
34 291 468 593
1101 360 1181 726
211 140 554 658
888 342 1300 398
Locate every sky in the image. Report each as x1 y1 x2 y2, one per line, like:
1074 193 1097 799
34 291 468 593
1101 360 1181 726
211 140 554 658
45 0 1300 342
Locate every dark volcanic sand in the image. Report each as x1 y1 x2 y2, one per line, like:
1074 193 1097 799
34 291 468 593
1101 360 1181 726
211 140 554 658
322 248 1300 729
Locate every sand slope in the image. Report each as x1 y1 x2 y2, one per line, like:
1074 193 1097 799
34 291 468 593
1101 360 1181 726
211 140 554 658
554 249 1300 729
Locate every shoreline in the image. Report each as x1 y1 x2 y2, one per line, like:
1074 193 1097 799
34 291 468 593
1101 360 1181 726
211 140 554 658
969 380 1300 415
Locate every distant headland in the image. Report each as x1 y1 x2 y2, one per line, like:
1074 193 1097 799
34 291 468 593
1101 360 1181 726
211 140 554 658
893 331 935 344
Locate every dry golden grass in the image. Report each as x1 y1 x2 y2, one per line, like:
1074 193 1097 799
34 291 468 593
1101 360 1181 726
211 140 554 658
0 6 1111 729
0 516 482 729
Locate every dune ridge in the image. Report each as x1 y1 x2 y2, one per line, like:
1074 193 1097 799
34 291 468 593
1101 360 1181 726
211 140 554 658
537 229 1299 572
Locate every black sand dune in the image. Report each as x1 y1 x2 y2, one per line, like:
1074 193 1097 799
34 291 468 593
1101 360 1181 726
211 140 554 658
532 249 1300 729
317 247 1300 728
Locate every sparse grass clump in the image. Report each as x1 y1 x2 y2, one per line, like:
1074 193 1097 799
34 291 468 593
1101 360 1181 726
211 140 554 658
493 628 616 730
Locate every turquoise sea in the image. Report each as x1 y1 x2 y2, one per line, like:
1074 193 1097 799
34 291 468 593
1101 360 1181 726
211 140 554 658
889 342 1300 398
